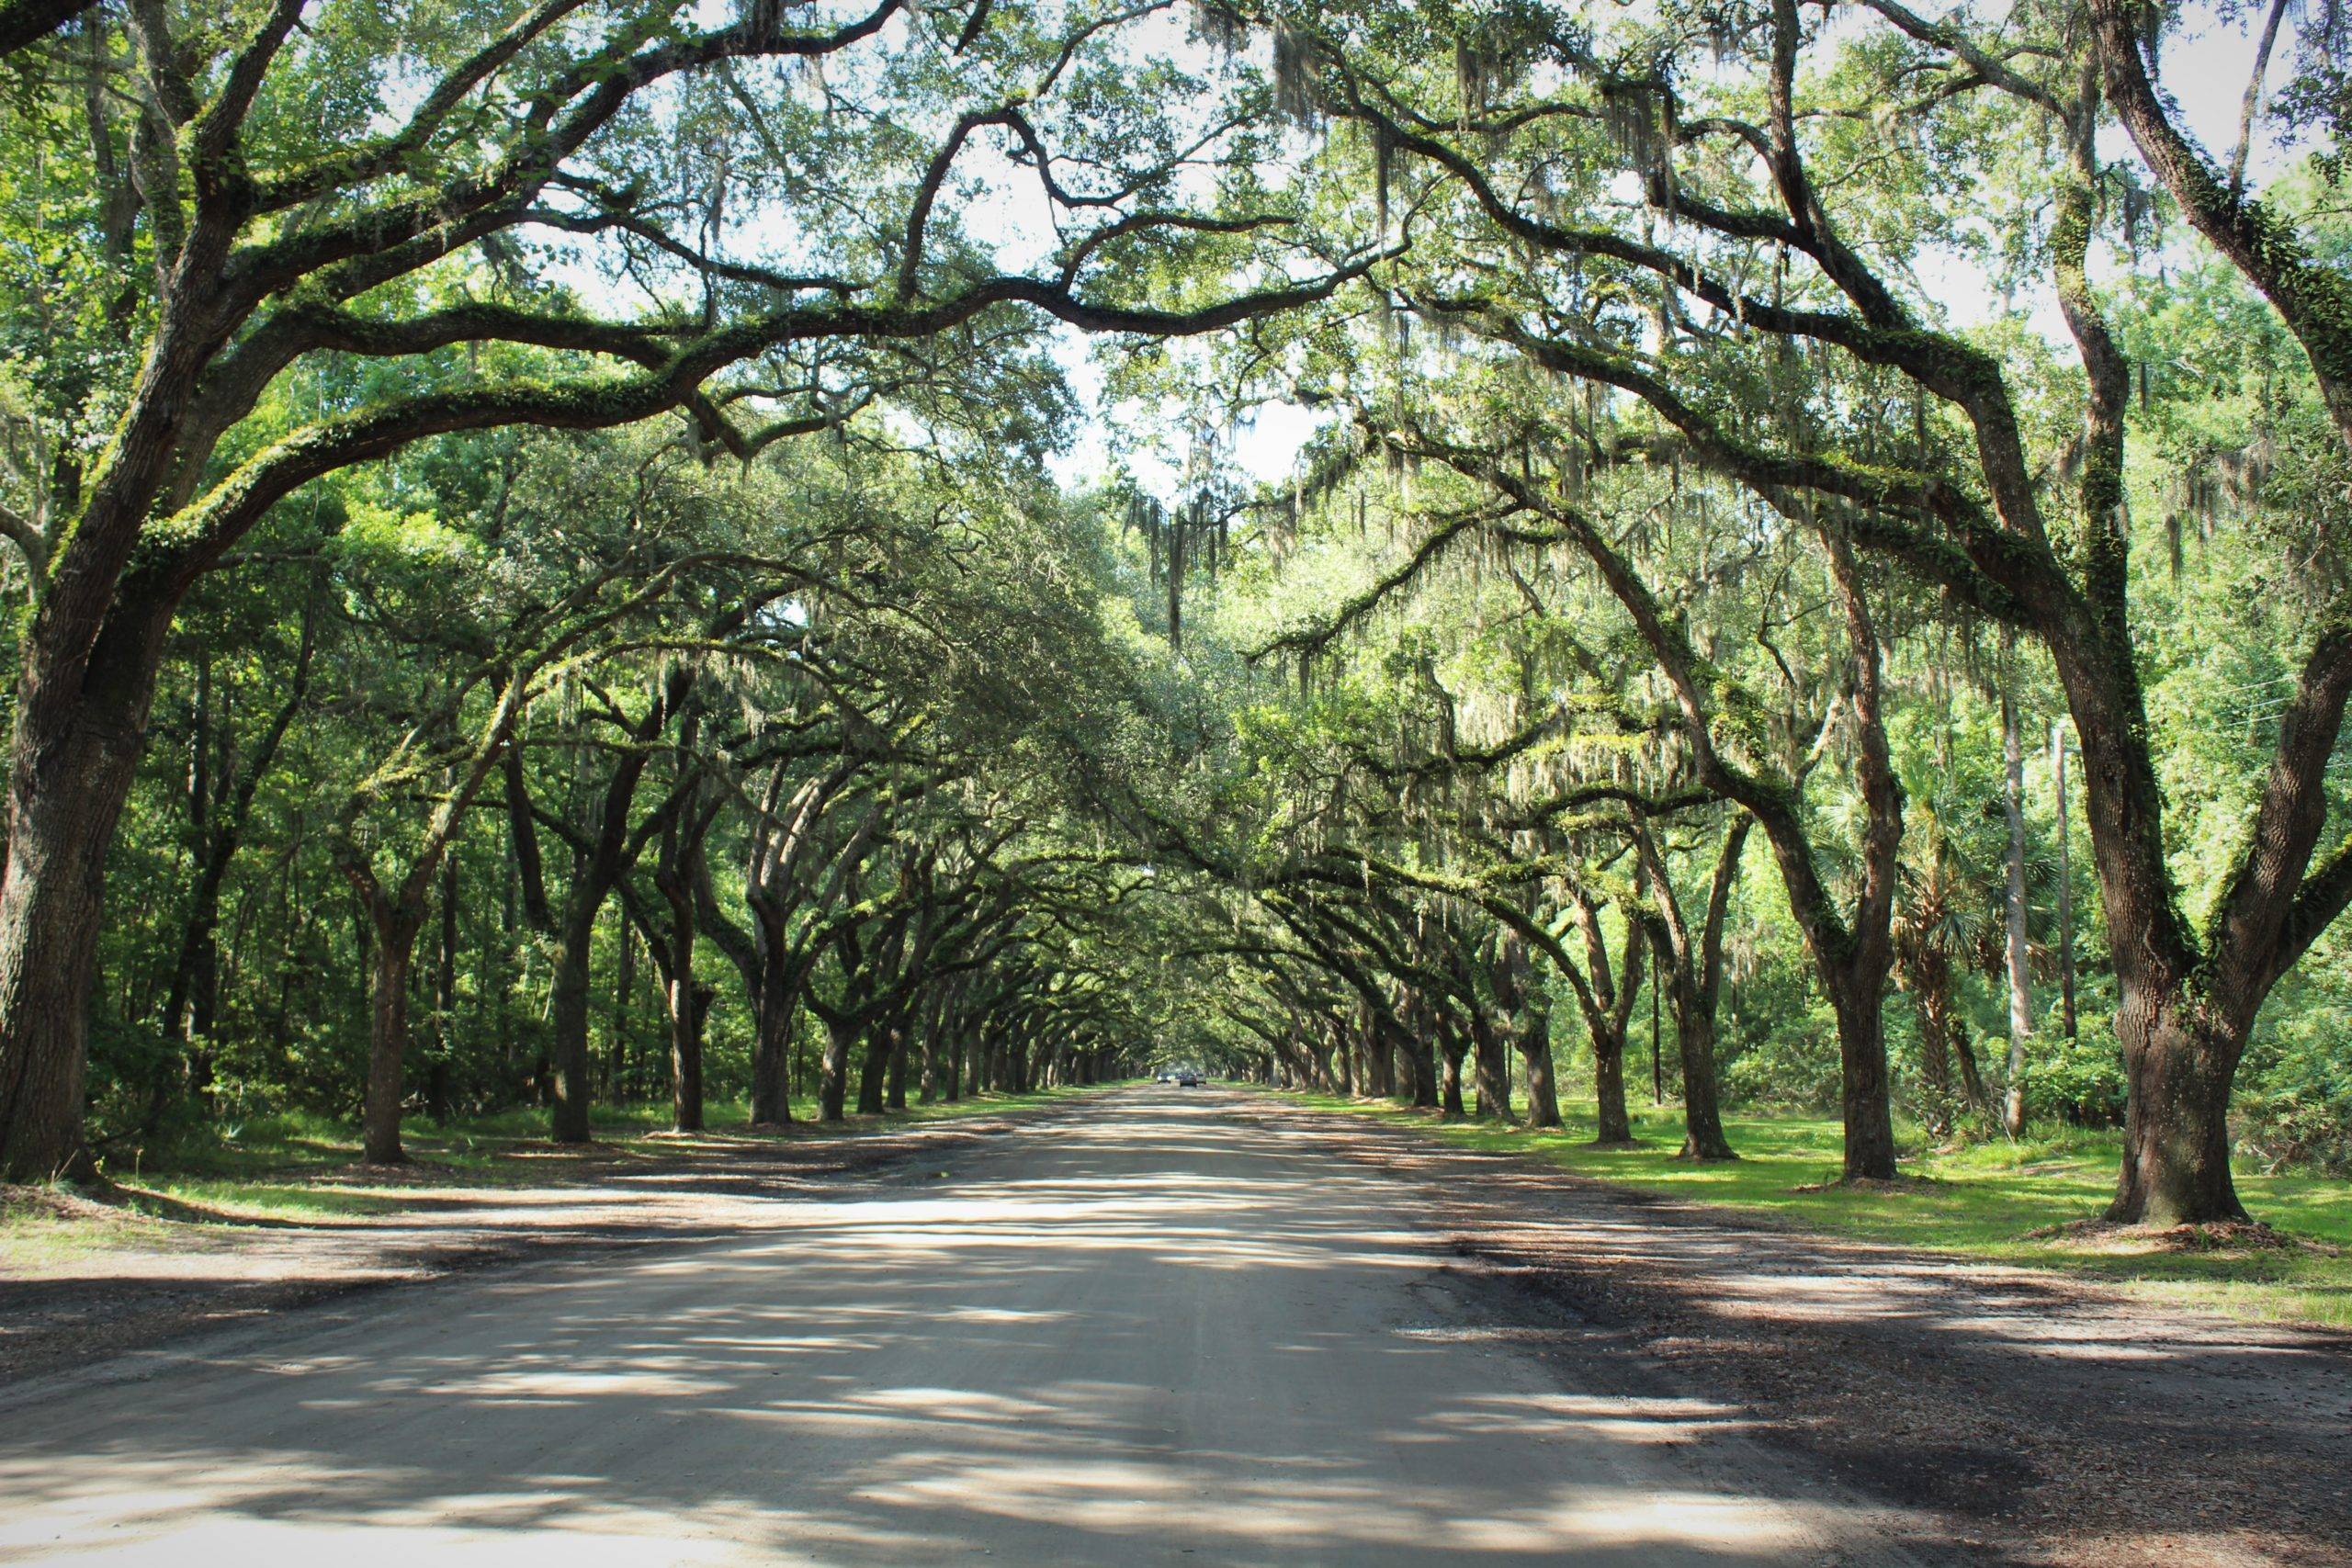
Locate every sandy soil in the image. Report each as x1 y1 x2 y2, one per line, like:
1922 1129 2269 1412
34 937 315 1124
3 1088 2345 1565
1 1089 1927 1565
1232 1098 2352 1568
0 1100 1086 1382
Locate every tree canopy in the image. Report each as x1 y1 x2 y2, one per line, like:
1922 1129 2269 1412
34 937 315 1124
0 0 2346 1232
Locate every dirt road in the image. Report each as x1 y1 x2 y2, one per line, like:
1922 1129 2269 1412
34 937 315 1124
0 1089 1947 1565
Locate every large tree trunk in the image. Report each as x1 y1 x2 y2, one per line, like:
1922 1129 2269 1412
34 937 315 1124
857 1027 890 1114
1360 1007 1394 1097
2109 998 2248 1225
918 986 950 1105
1395 995 1439 1109
1832 986 1898 1179
1470 1012 1510 1120
1668 964 1736 1163
1518 1003 1563 1128
1491 924 1555 1127
885 1024 909 1111
667 973 706 1134
360 907 424 1165
1566 890 1640 1145
548 902 598 1145
0 603 169 1180
820 1016 854 1121
1591 1018 1634 1145
750 952 797 1126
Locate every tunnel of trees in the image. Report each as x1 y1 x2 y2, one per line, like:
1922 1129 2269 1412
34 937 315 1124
0 0 2346 1229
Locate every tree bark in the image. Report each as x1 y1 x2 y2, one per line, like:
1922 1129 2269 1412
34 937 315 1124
651 887 704 1134
2001 666 2035 1136
1831 985 1897 1179
884 1023 909 1111
750 950 797 1126
357 898 425 1164
1634 816 1748 1163
1660 932 1736 1162
2109 1000 2249 1224
820 1016 854 1121
0 599 171 1180
1568 891 1645 1145
548 900 599 1144
667 970 706 1134
1470 1010 1510 1120
1519 1002 1562 1128
856 1025 890 1114
1593 1019 1634 1144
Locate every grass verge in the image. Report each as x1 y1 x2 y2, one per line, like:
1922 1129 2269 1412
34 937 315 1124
1258 1089 2352 1332
3 1087 1100 1244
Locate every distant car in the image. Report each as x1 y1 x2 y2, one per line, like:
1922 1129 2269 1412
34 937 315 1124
1155 1070 1177 1083
1175 1070 1203 1087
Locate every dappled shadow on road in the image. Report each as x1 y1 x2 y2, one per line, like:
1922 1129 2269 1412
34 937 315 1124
0 1093 1933 1566
0 1102 1091 1383
1249 1098 2352 1567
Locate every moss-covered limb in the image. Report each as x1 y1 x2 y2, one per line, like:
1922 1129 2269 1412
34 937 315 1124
530 204 861 298
1284 849 1589 992
2048 118 2132 622
158 249 1385 581
247 0 603 215
2090 0 2352 444
2211 625 2352 998
1351 94 1988 402
1257 897 1420 1047
1409 428 1868 1007
1340 57 2030 432
1281 887 1467 1012
1453 305 1952 526
186 0 306 199
1760 0 1900 331
1248 498 1517 662
1828 504 2036 626
1809 538 1901 1000
1852 0 2068 117
0 0 88 57
2278 829 2352 985
225 0 900 325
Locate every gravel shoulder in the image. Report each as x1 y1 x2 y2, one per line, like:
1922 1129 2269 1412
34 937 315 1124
1234 1095 2352 1568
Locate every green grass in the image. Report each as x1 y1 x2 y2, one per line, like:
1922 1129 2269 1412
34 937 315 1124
56 1088 1099 1226
0 1188 163 1269
1261 1089 2352 1331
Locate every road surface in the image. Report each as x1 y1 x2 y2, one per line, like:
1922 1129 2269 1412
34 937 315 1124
0 1089 1920 1564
